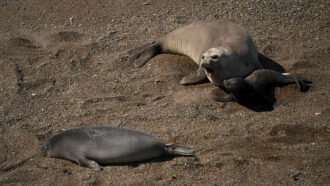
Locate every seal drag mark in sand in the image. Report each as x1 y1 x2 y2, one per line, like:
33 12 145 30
41 127 194 171
214 69 311 111
129 21 262 86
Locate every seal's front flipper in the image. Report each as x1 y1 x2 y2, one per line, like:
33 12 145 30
180 66 208 85
129 43 161 68
75 157 102 171
214 94 234 102
272 102 288 109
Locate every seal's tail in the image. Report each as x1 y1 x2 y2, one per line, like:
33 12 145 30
164 144 195 156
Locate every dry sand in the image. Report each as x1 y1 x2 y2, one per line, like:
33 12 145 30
0 0 329 185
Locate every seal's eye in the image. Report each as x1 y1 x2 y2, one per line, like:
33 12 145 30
211 55 219 60
201 55 205 60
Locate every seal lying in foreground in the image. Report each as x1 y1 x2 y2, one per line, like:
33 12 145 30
129 21 262 87
214 69 311 111
41 127 194 171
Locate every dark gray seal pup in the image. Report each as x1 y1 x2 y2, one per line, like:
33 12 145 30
129 21 262 86
41 127 194 171
214 69 311 111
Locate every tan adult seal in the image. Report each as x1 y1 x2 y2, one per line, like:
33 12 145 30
129 21 262 86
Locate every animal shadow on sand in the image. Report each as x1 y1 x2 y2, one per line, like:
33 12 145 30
101 156 175 168
61 156 179 170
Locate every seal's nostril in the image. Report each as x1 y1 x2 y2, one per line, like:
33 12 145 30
201 61 210 67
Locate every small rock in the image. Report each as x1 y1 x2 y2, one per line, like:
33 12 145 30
64 23 69 29
216 163 223 168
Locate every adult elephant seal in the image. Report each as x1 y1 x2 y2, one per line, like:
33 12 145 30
214 69 311 111
129 21 262 87
41 127 194 171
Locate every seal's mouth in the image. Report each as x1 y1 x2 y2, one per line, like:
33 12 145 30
204 67 213 74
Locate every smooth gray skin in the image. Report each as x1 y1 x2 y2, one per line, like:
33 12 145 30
41 127 194 171
129 21 262 86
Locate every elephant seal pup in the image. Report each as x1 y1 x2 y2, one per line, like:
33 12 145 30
41 127 194 171
129 21 262 86
214 69 311 111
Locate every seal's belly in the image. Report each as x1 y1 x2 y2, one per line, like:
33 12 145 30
85 134 165 163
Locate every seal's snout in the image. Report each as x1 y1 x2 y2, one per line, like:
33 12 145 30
201 61 208 68
224 78 244 89
223 78 236 87
41 144 48 157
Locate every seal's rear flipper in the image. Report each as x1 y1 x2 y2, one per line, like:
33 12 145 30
165 144 195 156
127 41 155 54
280 73 311 92
293 77 312 92
300 79 312 92
128 42 161 68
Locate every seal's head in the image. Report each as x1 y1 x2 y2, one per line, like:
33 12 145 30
201 47 232 85
223 78 249 93
223 78 263 106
